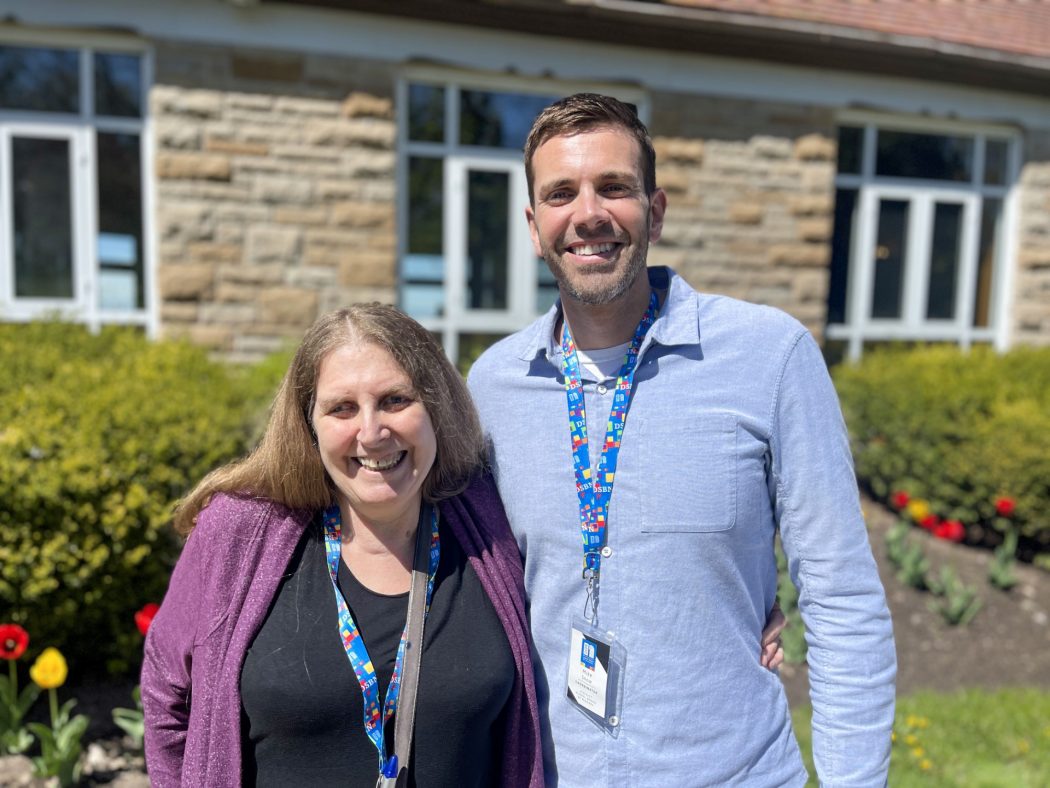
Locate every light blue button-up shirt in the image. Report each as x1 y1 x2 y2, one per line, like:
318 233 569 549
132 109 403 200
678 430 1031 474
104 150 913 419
467 267 896 787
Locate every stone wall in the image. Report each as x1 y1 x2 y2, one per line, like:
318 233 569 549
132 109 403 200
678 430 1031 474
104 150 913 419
1015 129 1050 346
649 93 837 340
152 42 399 361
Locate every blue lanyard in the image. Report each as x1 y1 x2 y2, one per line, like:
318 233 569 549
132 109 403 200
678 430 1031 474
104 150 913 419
561 290 658 607
322 505 440 779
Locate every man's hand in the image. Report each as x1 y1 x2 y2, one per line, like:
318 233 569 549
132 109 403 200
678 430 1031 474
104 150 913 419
760 600 787 670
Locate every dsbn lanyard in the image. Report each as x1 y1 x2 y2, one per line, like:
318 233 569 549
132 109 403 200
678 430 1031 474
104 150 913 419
322 504 440 780
561 289 658 621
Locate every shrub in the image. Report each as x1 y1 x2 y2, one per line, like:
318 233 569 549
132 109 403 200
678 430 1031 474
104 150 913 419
0 323 282 675
833 345 1050 552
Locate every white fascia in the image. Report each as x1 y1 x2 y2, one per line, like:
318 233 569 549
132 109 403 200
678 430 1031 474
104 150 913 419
5 0 1050 129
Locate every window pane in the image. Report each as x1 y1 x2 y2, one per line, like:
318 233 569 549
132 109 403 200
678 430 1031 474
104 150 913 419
973 198 1002 328
537 257 559 312
876 130 973 182
871 199 909 319
97 132 144 309
13 137 74 298
401 283 444 319
0 45 79 113
836 126 863 175
926 203 963 320
403 157 444 319
460 90 558 149
94 52 142 118
466 170 509 309
407 157 443 255
408 84 444 142
984 139 1008 186
827 188 857 324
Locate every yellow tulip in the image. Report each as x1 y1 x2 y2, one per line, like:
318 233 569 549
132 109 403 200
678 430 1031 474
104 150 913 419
29 647 68 689
906 500 930 522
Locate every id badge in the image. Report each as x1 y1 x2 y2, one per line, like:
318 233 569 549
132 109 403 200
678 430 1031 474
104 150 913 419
565 616 626 736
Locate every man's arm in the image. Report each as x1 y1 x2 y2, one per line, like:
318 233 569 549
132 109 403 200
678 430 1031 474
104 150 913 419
771 330 896 786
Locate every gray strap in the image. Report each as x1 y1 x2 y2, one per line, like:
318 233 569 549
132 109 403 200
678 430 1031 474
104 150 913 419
379 506 432 788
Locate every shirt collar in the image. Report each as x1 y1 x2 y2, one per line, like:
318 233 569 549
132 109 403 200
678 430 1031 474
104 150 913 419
517 266 701 362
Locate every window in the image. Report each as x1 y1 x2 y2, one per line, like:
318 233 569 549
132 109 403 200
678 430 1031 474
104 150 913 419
402 79 625 368
0 39 151 331
826 120 1016 359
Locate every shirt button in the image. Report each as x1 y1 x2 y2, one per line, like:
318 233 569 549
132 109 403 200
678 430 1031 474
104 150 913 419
600 546 613 558
597 383 608 395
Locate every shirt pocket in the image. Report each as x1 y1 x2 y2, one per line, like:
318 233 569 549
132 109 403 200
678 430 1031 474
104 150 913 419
640 413 737 533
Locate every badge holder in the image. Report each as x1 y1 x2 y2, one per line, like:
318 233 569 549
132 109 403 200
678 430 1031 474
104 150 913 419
565 615 627 737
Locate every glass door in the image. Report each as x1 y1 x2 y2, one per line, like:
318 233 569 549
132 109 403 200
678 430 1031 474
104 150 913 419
443 155 543 367
850 188 977 337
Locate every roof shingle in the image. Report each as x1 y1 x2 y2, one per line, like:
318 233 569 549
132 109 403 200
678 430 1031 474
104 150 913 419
665 0 1050 60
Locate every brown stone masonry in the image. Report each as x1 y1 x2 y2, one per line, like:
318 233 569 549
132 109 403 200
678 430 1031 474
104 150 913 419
649 92 837 340
152 42 399 361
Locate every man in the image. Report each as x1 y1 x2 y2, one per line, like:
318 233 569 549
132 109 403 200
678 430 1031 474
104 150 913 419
467 94 896 786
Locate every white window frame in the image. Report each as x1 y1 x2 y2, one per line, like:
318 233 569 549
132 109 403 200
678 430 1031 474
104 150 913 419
0 28 156 335
827 112 1020 360
397 69 646 362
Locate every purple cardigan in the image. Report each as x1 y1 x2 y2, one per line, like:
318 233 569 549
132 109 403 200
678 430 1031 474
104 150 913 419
142 475 543 787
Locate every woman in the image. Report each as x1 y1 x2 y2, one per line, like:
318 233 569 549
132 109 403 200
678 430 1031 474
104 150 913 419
142 304 543 787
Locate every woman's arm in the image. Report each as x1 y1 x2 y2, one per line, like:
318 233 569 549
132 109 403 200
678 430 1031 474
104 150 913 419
141 524 208 786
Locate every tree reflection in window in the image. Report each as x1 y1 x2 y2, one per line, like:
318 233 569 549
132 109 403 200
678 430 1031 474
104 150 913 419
0 45 79 113
876 130 972 182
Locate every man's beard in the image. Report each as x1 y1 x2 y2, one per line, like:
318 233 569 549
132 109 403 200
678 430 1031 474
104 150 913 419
543 239 649 307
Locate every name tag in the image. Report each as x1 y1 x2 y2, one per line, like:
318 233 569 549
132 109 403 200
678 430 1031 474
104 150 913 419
565 617 626 736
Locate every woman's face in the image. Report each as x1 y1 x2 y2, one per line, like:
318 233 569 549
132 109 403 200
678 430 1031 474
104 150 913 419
311 341 437 528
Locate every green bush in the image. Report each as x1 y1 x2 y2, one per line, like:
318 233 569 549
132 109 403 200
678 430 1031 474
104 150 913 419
833 345 1050 551
0 322 282 675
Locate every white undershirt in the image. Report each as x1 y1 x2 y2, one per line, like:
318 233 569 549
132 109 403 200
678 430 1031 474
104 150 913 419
574 341 631 382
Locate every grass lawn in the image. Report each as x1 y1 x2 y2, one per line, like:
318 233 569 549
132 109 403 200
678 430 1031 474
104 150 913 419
791 688 1050 786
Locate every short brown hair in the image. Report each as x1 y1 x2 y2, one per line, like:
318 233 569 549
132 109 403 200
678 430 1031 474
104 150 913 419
174 304 485 534
524 93 656 204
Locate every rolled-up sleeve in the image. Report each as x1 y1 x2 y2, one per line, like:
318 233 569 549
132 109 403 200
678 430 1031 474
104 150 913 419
771 330 897 786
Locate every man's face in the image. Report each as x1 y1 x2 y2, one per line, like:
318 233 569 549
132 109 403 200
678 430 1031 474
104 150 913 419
526 127 666 307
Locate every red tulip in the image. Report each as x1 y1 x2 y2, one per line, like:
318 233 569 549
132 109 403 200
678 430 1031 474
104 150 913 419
919 514 940 531
0 623 29 660
934 520 965 542
135 603 160 637
891 491 910 509
994 497 1016 518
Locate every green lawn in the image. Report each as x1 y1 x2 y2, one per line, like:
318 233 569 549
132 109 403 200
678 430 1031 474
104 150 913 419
792 688 1050 786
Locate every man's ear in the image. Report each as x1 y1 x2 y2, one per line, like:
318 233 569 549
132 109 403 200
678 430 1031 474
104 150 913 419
648 187 667 243
525 204 543 257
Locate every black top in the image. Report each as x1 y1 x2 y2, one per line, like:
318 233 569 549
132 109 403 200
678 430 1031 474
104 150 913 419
240 515 514 787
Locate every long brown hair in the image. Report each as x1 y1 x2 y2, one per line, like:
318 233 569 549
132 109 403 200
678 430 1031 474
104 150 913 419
174 304 485 535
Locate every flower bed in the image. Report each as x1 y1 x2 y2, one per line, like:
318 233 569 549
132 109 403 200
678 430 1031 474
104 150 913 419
833 344 1050 558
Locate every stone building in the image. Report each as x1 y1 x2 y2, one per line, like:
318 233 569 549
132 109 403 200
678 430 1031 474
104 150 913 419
1 0 1048 365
